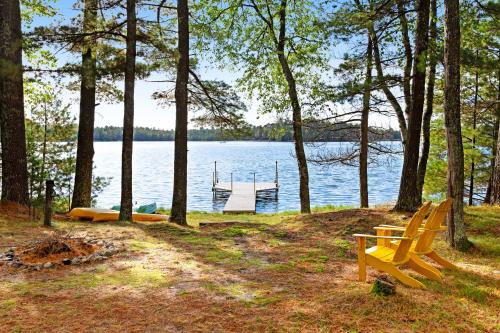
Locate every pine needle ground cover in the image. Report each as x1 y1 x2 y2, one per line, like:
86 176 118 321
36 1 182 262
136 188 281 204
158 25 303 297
0 205 498 332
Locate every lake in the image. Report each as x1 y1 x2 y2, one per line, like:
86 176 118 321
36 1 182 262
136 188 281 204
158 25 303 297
93 141 403 212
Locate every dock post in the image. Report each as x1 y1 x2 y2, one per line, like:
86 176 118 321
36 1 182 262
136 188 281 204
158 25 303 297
231 173 233 191
214 161 218 184
253 173 256 194
275 161 279 199
275 161 279 186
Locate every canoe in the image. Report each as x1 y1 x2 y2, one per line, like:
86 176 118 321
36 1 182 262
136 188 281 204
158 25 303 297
92 212 168 222
68 207 168 222
136 202 157 214
69 207 116 219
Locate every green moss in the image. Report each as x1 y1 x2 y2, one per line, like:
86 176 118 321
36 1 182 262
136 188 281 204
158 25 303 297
274 230 288 238
268 262 295 272
331 238 352 257
0 299 16 311
464 206 500 232
469 235 500 257
205 248 243 264
312 204 355 213
10 264 170 295
181 235 214 246
458 284 489 304
314 265 325 273
221 226 252 237
298 251 329 264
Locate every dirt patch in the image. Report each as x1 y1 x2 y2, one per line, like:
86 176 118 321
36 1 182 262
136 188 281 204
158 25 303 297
16 237 97 264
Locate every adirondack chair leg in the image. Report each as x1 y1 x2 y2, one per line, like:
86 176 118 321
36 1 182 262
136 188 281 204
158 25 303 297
357 237 367 282
426 251 458 270
407 255 442 282
366 256 425 289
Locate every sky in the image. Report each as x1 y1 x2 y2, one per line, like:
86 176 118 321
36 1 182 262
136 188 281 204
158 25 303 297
28 0 400 131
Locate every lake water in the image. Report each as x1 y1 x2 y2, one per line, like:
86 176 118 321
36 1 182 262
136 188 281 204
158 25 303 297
93 141 403 212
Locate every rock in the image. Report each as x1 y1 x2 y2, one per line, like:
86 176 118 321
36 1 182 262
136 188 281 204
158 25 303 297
62 258 72 265
371 275 396 296
43 262 54 269
12 261 23 268
102 249 115 257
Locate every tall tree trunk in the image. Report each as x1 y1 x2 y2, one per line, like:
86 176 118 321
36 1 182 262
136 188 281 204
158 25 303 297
417 0 438 200
0 0 29 205
367 21 407 146
443 0 469 249
395 0 413 120
491 99 500 205
468 51 479 206
394 0 431 212
360 35 372 208
169 0 189 225
487 66 500 204
39 104 48 197
276 0 310 213
72 0 97 208
119 0 137 221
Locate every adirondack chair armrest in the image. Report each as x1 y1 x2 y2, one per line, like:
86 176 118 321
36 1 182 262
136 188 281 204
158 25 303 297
374 225 429 233
353 234 412 240
378 224 403 228
374 225 406 231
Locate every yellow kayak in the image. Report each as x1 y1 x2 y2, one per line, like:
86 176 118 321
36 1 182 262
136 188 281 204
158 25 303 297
68 207 168 222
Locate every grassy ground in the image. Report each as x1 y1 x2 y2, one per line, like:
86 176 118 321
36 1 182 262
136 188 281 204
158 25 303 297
0 204 498 332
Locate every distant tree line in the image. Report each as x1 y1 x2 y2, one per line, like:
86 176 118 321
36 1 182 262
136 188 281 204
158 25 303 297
93 124 401 142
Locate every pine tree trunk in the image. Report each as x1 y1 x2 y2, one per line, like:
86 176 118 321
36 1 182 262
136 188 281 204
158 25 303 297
277 0 310 214
395 0 413 120
72 0 97 208
488 67 500 204
360 35 372 208
169 0 189 225
0 0 29 205
394 0 431 212
368 25 407 146
417 0 437 200
491 114 500 205
443 0 469 250
119 0 136 222
469 54 478 206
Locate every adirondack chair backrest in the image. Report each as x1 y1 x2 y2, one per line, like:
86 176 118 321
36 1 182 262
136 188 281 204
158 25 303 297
414 198 453 254
392 202 432 263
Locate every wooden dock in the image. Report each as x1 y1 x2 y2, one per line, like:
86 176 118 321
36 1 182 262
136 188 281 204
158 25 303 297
212 162 279 214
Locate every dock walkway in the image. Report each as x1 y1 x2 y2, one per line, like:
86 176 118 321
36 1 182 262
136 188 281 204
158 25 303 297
212 162 279 214
213 182 278 214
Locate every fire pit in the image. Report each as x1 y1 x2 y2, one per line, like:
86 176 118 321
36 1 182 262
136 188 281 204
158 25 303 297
0 235 123 271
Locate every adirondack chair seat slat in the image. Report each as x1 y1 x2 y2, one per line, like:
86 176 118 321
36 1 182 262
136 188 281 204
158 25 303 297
390 240 434 255
366 246 411 264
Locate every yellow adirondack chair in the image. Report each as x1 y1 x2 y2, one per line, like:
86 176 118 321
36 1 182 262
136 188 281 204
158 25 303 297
375 198 457 271
354 202 431 288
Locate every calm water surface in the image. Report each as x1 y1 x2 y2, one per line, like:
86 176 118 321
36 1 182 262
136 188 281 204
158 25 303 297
93 141 402 212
